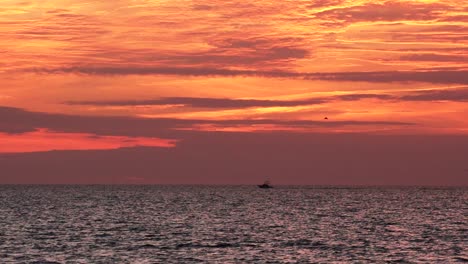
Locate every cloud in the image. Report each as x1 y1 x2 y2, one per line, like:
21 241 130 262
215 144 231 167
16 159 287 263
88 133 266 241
336 94 395 101
440 15 468 23
0 106 415 138
307 0 344 9
3 0 465 81
65 97 327 108
15 11 109 41
176 38 310 67
64 88 468 110
338 87 468 103
28 67 468 84
400 87 468 102
400 54 468 62
316 70 468 84
315 1 448 25
191 4 214 11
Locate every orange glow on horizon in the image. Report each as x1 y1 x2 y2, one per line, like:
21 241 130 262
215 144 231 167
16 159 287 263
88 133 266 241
0 129 177 153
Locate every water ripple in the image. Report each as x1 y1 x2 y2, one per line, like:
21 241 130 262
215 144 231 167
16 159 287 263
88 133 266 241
0 185 466 263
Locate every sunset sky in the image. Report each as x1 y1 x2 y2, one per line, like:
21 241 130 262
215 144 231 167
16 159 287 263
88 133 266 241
1 0 467 185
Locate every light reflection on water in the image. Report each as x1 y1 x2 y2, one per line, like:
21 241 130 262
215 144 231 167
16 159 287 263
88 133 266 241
0 185 466 263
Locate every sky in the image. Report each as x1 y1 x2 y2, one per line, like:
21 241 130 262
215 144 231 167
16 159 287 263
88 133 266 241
0 0 467 185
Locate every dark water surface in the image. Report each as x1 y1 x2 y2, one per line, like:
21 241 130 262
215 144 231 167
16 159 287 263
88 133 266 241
0 185 466 263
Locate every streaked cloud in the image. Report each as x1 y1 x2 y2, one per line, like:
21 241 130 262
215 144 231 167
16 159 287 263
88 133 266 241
315 1 450 25
399 54 468 62
400 87 468 102
65 97 327 108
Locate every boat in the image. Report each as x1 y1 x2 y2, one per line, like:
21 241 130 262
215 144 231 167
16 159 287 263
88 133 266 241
258 180 273 189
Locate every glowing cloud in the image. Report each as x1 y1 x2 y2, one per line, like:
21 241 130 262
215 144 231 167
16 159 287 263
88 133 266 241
0 129 177 153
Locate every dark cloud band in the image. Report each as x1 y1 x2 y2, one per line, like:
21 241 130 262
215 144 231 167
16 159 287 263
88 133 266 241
0 106 414 138
28 67 468 84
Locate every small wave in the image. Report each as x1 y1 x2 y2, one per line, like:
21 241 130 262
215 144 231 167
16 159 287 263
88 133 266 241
175 242 240 249
454 256 468 262
94 233 112 238
282 239 328 249
137 244 158 249
30 261 62 264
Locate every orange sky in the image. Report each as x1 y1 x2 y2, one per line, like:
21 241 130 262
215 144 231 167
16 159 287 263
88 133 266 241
0 0 467 184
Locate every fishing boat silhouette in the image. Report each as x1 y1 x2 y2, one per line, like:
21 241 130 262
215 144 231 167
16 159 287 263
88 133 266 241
258 180 273 189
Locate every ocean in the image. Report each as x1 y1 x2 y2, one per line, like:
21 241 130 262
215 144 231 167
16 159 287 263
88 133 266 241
0 185 466 263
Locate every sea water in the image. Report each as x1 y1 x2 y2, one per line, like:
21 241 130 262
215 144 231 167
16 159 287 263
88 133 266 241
0 185 466 263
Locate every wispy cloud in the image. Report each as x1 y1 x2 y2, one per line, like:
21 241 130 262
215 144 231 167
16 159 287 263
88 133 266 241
2 0 466 75
315 1 450 25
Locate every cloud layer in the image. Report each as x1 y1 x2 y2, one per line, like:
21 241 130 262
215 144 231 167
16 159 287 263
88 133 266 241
65 87 468 109
1 0 467 78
